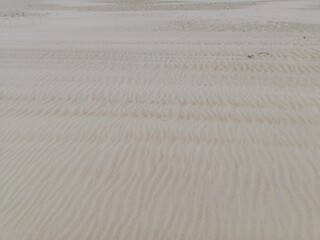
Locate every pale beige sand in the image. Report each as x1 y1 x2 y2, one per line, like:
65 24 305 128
1 0 320 239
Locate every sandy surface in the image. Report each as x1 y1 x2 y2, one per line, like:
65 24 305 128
1 0 320 239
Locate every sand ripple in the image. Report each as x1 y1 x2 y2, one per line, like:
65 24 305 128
1 0 320 239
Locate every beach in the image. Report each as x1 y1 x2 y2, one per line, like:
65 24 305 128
1 0 320 239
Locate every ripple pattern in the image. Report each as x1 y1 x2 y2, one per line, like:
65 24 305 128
1 4 320 240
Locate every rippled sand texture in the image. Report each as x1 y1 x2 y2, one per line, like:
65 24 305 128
1 0 320 239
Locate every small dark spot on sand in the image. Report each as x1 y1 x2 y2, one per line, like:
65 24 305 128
259 52 270 56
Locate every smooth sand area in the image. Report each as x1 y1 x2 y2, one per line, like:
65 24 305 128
1 0 320 239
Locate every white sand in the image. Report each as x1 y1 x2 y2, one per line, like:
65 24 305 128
1 0 320 239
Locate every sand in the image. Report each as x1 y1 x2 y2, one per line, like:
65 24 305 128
1 0 320 239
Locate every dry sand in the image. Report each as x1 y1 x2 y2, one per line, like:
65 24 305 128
1 0 320 239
